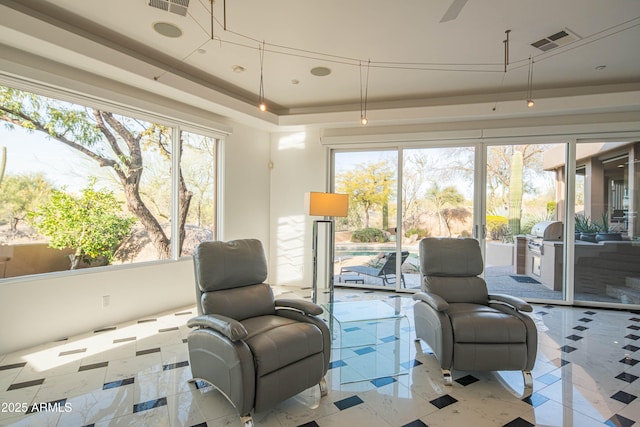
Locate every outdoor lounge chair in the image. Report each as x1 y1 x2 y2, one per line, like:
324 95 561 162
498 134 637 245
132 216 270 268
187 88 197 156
340 251 409 287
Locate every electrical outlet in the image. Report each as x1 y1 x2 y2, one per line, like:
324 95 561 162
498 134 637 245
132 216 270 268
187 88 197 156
102 295 111 308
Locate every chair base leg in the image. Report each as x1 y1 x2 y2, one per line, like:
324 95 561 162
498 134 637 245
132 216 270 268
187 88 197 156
319 377 328 397
522 371 533 398
241 415 254 427
442 369 452 386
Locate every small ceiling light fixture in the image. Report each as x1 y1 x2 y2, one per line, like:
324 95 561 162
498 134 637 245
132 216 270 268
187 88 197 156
232 65 246 73
595 65 607 71
526 55 535 108
310 66 332 77
360 59 371 125
153 22 183 38
258 41 266 112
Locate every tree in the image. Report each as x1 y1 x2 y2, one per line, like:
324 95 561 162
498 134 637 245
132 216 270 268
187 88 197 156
28 184 135 269
336 161 395 229
0 173 53 231
427 184 465 236
0 86 192 259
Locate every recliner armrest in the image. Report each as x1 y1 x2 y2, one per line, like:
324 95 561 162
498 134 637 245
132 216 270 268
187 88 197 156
413 292 449 311
489 293 533 312
187 314 248 341
275 298 323 316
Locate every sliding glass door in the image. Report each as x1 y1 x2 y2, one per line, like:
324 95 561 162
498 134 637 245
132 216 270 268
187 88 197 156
483 143 566 301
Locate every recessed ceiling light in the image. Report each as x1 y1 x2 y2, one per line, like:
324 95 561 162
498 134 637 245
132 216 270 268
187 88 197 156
153 22 182 38
232 65 246 73
310 67 331 77
196 48 207 54
291 79 300 85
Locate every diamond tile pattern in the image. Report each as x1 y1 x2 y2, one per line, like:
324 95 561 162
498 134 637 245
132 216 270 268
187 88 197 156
1 290 639 427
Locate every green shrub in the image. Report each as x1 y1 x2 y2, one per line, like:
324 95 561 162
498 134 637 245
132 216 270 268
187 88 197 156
405 227 430 239
351 227 387 243
486 215 509 240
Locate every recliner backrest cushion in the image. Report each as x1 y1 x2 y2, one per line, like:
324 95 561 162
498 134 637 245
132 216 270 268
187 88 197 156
194 239 268 291
424 276 488 304
201 282 275 320
419 237 483 277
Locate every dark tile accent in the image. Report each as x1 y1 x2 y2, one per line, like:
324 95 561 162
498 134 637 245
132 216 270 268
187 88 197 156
560 359 570 366
190 423 208 427
138 319 157 324
298 421 320 427
578 317 593 323
175 311 192 316
584 311 597 315
624 334 640 340
522 393 549 407
565 335 583 341
334 395 363 411
388 295 400 298
400 359 423 370
537 311 549 316
537 373 560 385
59 348 87 357
503 417 535 427
370 376 397 387
136 347 161 356
380 335 399 343
26 398 67 414
627 324 640 331
455 374 479 386
163 361 189 371
329 360 347 369
159 327 179 333
543 305 555 309
193 380 210 389
81 424 95 427
79 361 109 372
615 372 639 383
560 345 577 353
103 377 134 390
94 327 117 333
430 394 457 409
619 357 639 366
606 414 635 427
610 390 637 404
354 347 376 356
113 336 136 344
344 327 361 332
133 397 167 413
182 338 188 344
573 325 589 331
402 420 428 427
7 378 45 390
622 344 640 352
0 362 27 371
630 317 640 322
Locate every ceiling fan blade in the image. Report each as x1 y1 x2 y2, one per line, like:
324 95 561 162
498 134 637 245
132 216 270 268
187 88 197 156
440 0 469 22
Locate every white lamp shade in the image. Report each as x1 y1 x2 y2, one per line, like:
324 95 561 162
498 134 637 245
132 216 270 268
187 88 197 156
305 192 349 217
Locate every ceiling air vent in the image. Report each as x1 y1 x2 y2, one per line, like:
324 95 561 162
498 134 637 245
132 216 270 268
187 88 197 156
149 0 190 17
531 28 581 52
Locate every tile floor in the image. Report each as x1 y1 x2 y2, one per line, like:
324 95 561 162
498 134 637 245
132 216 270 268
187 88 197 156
0 288 639 427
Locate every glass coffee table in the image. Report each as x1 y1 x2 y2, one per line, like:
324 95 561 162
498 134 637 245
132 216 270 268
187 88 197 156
321 299 411 383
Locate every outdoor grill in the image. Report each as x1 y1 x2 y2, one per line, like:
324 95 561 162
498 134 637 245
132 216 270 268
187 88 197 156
526 221 563 256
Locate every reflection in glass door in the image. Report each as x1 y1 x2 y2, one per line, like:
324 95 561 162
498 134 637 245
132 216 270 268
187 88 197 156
572 141 640 306
484 143 566 301
333 150 399 291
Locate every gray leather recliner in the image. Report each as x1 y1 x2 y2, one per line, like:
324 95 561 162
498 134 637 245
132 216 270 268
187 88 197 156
413 237 537 397
187 239 330 426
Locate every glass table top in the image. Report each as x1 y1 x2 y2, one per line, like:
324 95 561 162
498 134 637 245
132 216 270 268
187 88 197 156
321 299 405 323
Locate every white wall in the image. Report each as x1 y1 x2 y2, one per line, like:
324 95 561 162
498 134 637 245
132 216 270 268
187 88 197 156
0 259 194 355
268 129 327 287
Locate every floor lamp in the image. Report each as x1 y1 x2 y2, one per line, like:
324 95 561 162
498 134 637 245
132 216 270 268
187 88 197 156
305 192 349 304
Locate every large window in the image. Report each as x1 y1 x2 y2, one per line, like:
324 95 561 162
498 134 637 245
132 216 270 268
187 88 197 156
0 84 218 279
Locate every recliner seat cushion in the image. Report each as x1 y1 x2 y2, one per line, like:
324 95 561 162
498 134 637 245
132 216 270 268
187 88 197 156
242 315 324 376
447 303 527 343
